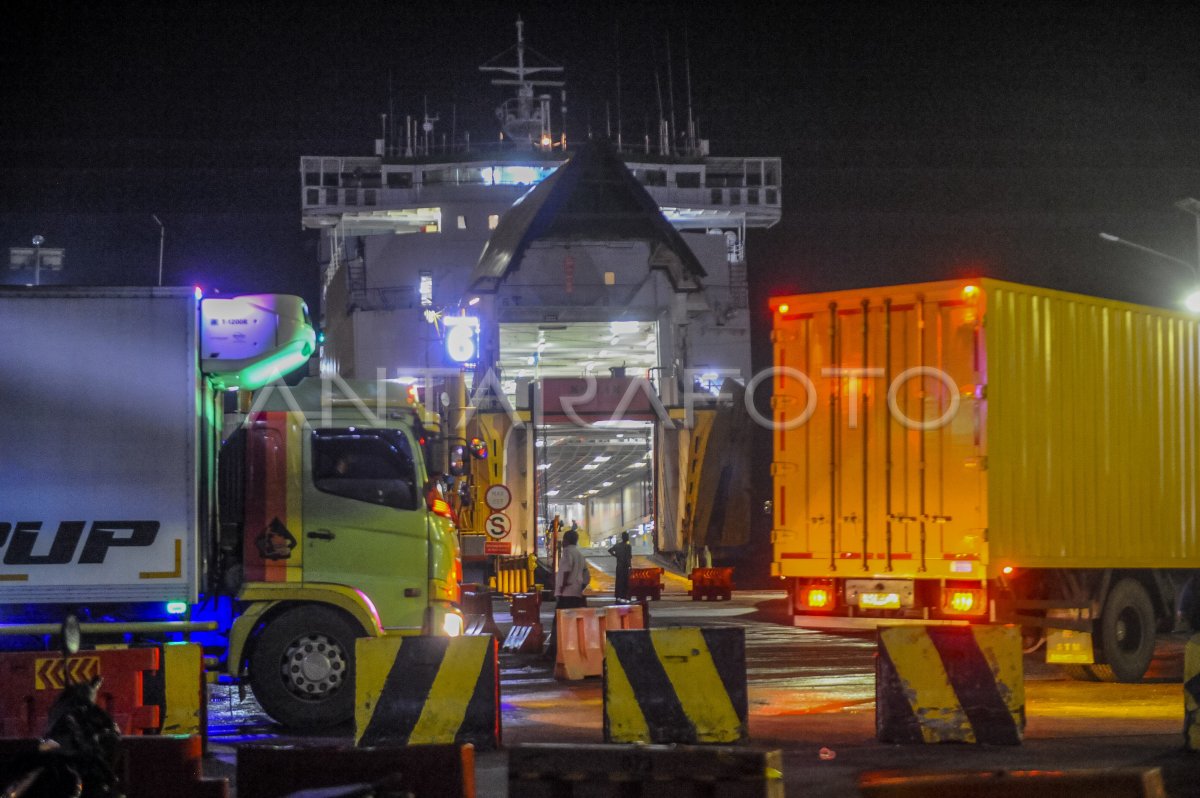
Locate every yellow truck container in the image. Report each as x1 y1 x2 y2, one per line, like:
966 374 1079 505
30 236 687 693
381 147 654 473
769 278 1200 682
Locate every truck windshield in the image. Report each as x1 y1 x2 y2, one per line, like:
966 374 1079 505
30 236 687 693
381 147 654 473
311 428 419 510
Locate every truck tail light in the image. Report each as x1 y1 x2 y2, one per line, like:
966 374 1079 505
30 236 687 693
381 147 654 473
799 580 836 612
942 584 986 616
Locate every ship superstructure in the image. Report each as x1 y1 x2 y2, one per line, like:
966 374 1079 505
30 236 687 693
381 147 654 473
299 19 781 568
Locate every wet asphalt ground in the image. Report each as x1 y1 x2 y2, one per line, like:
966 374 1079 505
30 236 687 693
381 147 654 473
200 558 1200 796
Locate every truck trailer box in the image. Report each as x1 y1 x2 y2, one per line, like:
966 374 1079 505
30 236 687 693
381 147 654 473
769 278 1200 584
0 287 202 604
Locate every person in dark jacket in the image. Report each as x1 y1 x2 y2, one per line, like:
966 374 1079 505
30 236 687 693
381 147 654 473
608 531 633 600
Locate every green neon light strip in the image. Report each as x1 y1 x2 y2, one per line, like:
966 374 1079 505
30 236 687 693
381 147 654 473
235 339 315 390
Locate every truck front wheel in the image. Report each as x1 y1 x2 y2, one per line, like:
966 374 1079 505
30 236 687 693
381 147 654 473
1091 578 1156 683
249 605 361 729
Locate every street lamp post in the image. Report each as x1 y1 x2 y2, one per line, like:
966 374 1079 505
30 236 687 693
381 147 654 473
8 237 65 285
1175 197 1200 279
1100 198 1200 312
152 215 165 286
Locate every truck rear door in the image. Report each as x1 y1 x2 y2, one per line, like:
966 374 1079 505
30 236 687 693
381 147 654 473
774 285 986 578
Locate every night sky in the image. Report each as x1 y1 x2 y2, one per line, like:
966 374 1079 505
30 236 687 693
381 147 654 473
4 1 1200 357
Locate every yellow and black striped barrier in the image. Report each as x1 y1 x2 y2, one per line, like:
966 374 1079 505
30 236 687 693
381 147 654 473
603 627 747 744
159 642 205 736
876 625 1024 745
354 635 500 749
1185 633 1200 752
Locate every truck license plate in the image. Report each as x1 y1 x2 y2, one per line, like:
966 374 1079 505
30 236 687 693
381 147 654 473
858 592 901 609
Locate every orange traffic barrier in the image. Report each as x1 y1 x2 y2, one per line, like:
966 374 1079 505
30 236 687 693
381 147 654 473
629 567 664 601
0 647 160 736
604 603 645 633
555 608 606 680
689 567 734 601
236 742 476 798
462 588 503 639
502 592 544 653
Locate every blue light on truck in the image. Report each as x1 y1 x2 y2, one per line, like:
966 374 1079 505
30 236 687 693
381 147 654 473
166 601 188 615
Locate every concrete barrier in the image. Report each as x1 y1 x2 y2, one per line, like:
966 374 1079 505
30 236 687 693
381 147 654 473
502 592 544 653
604 627 748 744
858 767 1166 797
120 734 228 798
236 742 476 798
354 635 500 749
461 588 503 639
509 743 783 797
876 625 1024 745
1186 632 1200 752
145 642 206 737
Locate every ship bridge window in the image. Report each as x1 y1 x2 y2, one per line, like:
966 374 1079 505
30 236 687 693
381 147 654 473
483 165 554 185
637 169 667 187
675 172 701 189
386 171 413 189
341 167 381 188
423 167 453 185
706 172 743 188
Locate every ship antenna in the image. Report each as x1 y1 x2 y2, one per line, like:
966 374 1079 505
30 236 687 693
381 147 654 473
684 21 695 155
615 19 623 150
655 70 665 155
666 32 677 156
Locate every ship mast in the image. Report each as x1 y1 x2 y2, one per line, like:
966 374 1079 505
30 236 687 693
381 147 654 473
480 17 565 147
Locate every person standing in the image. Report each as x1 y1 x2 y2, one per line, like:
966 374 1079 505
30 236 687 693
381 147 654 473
608 531 633 601
555 528 590 609
546 528 590 659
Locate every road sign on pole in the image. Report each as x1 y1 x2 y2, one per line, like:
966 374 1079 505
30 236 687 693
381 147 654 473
485 484 512 511
485 512 512 540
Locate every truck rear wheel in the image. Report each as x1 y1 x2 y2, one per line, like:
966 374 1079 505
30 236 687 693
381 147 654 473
249 605 361 729
1092 578 1156 683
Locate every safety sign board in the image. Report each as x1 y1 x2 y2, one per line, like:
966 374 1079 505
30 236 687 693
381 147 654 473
485 512 512 540
485 484 512 511
35 656 100 690
484 541 512 555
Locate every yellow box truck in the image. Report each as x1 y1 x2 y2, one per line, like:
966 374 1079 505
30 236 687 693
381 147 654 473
769 278 1200 682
